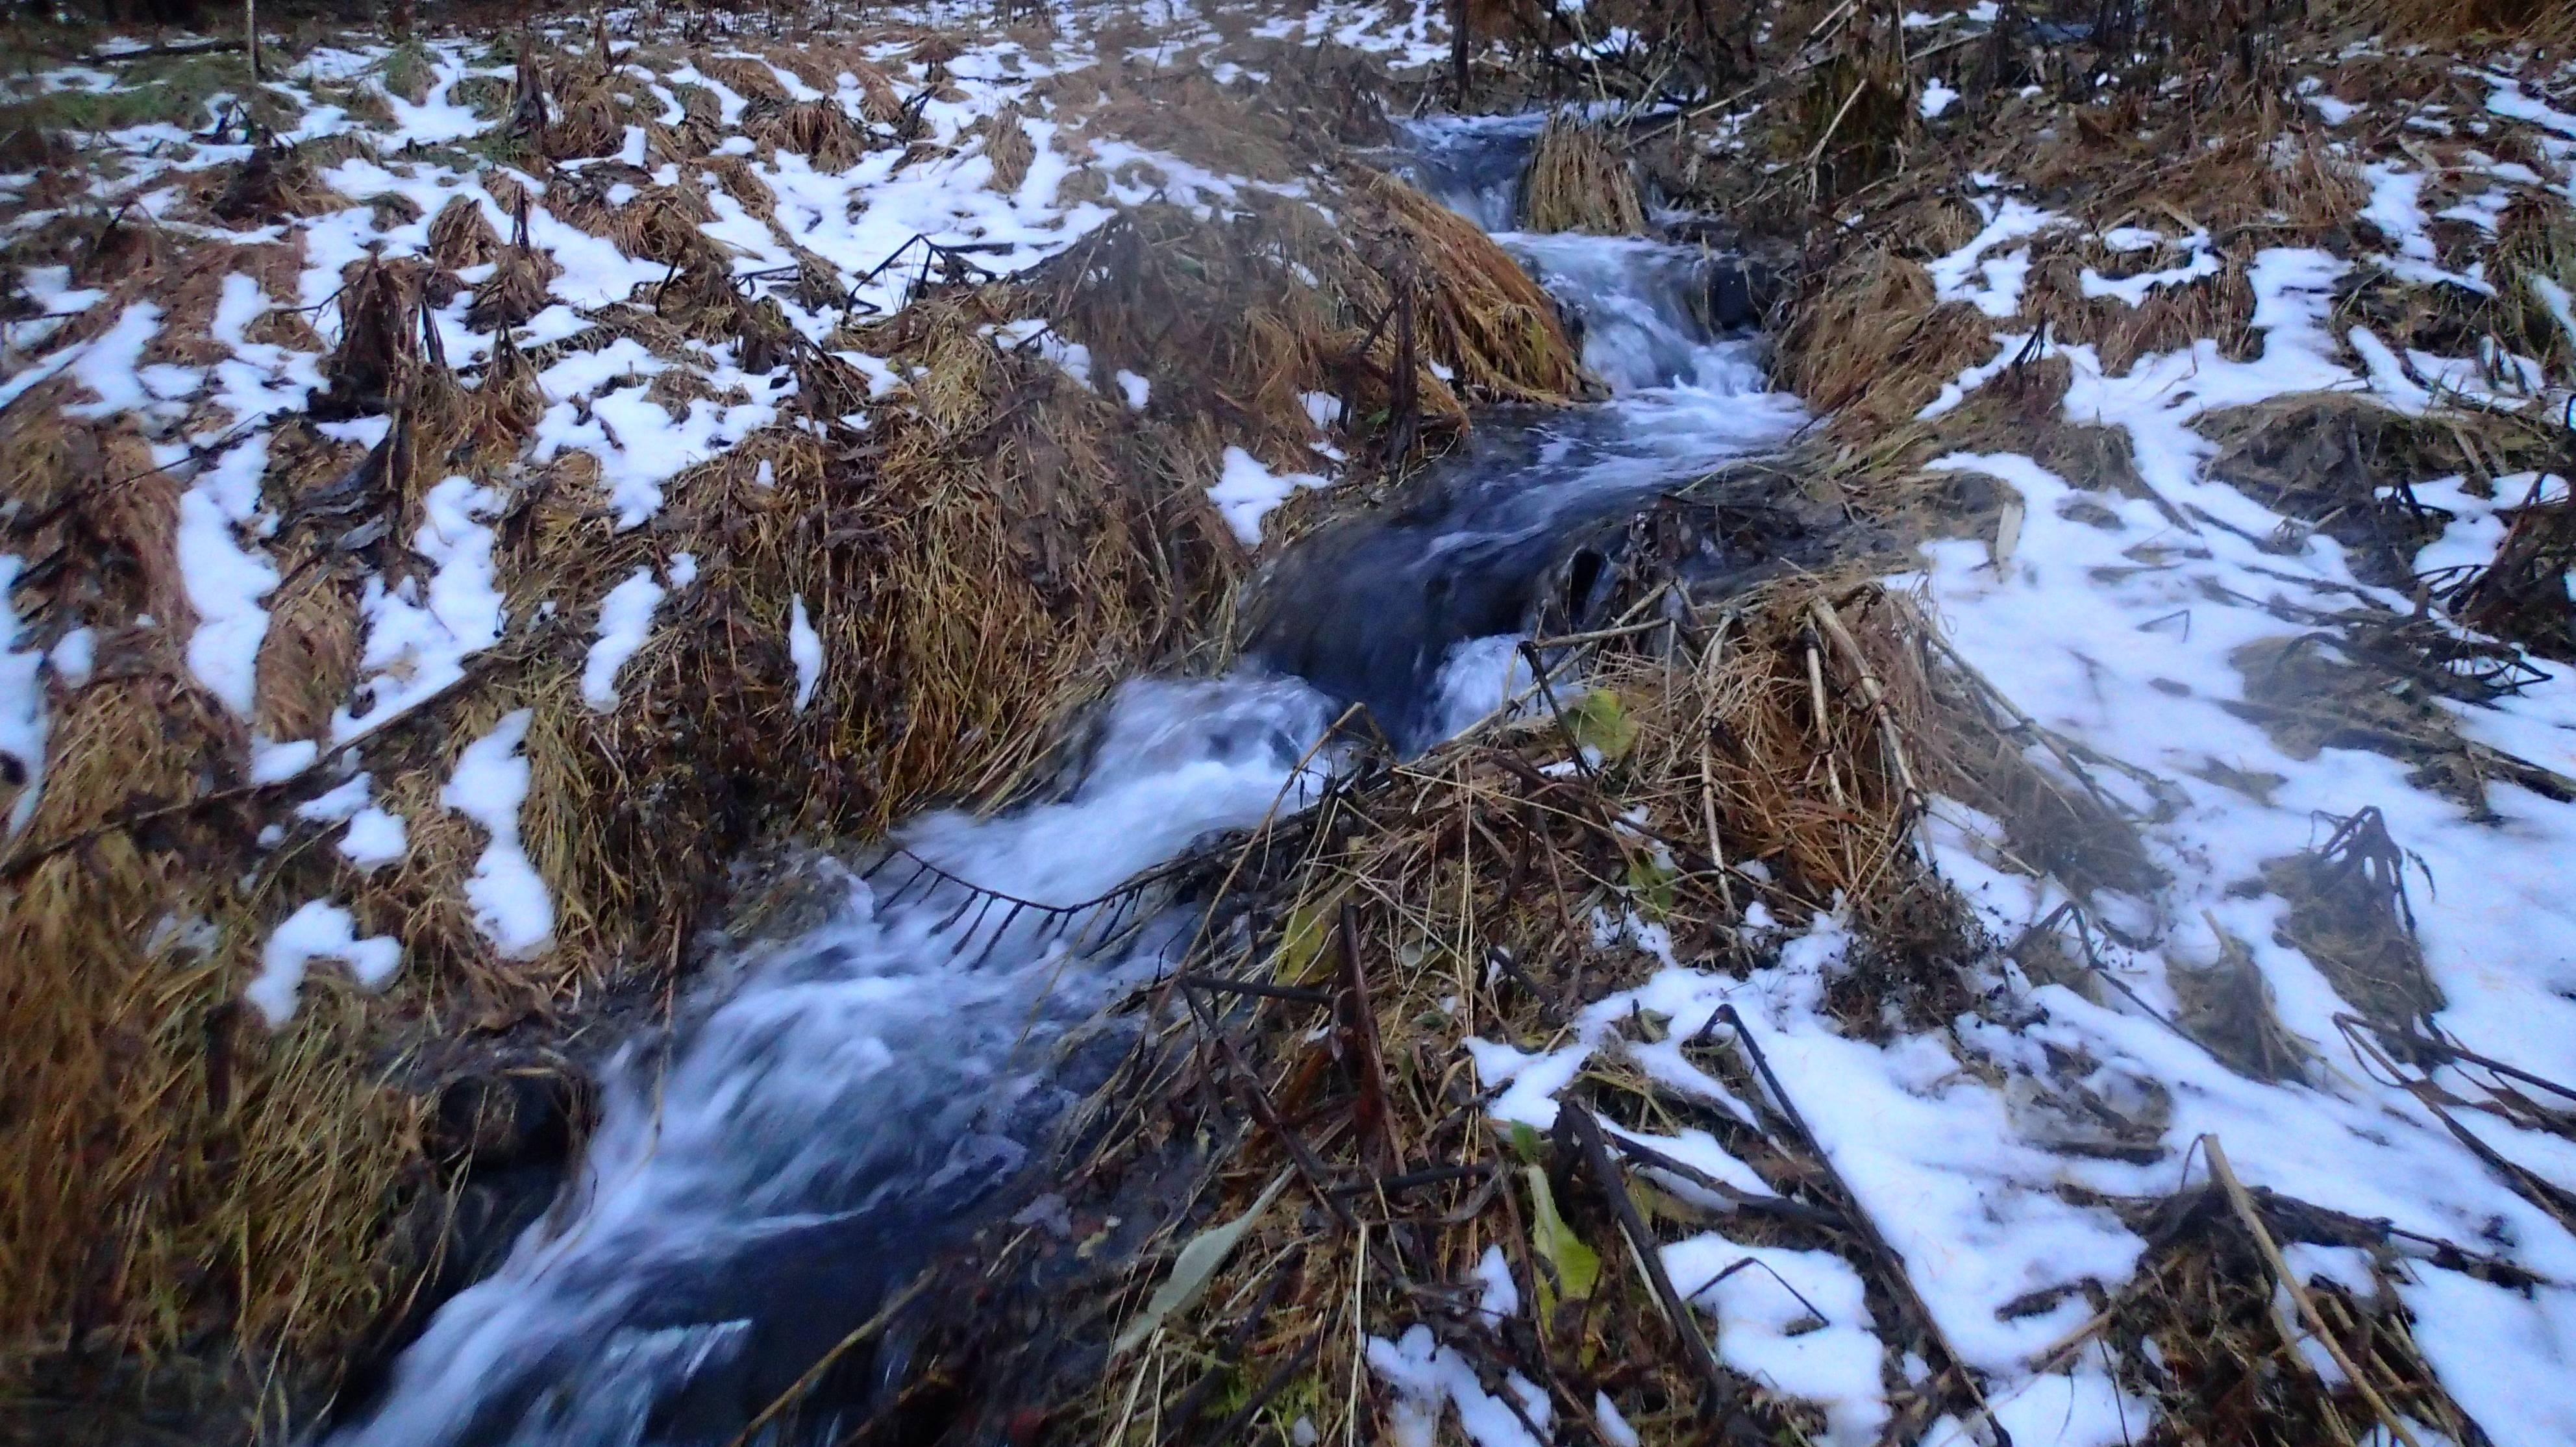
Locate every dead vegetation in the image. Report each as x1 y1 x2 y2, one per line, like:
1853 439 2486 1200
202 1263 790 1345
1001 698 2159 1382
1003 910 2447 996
809 549 2503 1447
6 0 2575 1440
1517 115 1646 236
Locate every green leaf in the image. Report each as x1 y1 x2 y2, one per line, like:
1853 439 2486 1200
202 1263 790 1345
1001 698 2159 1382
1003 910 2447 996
1565 689 1637 761
1507 1120 1544 1163
1522 1165 1600 1318
1269 897 1337 987
1625 851 1677 918
1113 1172 1289 1355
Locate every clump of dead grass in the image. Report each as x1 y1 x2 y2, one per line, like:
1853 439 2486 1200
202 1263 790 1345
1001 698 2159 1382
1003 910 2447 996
1517 114 1647 235
1039 176 1591 480
2093 1163 2501 1447
752 99 874 171
978 105 1035 194
426 194 501 269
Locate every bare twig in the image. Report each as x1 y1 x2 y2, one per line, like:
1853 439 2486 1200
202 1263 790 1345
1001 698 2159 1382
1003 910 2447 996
1559 1102 1742 1422
2203 1135 2423 1447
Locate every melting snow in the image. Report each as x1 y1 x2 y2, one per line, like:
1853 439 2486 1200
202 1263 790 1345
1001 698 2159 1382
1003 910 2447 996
442 710 552 959
247 899 402 1024
787 594 823 713
1206 446 1328 545
338 477 506 739
582 568 668 711
0 556 45 837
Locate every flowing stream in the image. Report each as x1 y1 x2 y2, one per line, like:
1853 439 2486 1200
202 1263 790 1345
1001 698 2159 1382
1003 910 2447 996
336 116 1805 1447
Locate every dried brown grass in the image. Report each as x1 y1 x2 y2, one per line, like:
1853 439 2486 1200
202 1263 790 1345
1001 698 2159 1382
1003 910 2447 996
425 195 500 269
978 105 1034 193
1517 115 1647 236
752 99 874 171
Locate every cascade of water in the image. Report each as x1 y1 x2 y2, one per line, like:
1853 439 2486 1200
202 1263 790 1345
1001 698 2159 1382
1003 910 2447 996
340 112 1804 1447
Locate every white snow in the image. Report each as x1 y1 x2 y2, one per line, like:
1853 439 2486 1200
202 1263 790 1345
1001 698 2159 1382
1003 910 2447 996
1114 368 1150 410
339 806 409 871
581 568 667 711
1206 446 1328 545
1367 1325 1550 1447
294 772 407 870
1927 198 2062 319
338 476 506 739
1918 79 1959 119
1472 1243 1519 1321
177 438 280 717
247 898 402 1024
2079 228 2220 306
47 626 93 689
1664 1234 1889 1445
787 594 823 713
0 556 45 837
1591 1394 1639 1447
441 710 552 959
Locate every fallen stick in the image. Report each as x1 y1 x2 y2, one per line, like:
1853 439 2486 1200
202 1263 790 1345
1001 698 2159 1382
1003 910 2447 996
1558 1102 1742 1423
1337 904 1396 1163
1203 1013 1356 1232
2203 1135 2423 1447
1810 596 1924 813
1716 1004 2010 1444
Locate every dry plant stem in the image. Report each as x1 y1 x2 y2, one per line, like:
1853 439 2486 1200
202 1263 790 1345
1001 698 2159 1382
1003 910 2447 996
2203 1135 2423 1447
1206 1013 1357 1232
1718 1004 2007 1440
1337 904 1396 1165
1803 638 1848 809
720 1271 934 1447
1810 597 1922 811
1559 1103 1739 1419
1698 739 1736 917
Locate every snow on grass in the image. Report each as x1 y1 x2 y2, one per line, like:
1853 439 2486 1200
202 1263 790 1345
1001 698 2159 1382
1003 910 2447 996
2360 160 2494 295
1367 1324 1551 1447
177 437 280 717
442 709 552 959
1207 445 1328 545
0 556 45 837
247 898 402 1024
336 476 505 739
1663 1235 1889 1446
2078 227 2219 306
1918 78 1959 119
1926 197 2062 319
581 567 667 711
295 771 409 872
787 594 823 713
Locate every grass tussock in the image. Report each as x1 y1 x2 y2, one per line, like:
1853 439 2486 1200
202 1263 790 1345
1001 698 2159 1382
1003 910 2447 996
1039 176 1591 482
978 105 1035 194
1517 115 1647 236
752 99 874 171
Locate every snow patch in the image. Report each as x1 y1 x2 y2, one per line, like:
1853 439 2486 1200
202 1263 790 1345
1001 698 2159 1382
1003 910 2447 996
442 710 552 958
248 899 402 1024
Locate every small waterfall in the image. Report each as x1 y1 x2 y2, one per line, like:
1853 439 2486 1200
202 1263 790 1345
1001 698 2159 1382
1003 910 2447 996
340 111 1805 1447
